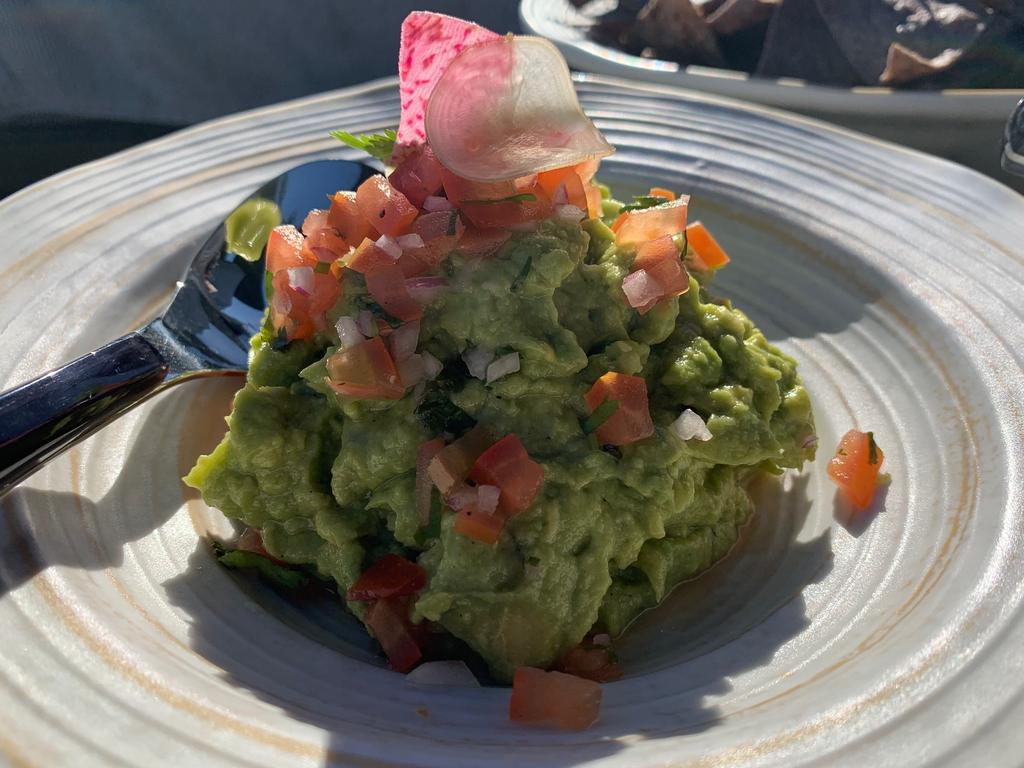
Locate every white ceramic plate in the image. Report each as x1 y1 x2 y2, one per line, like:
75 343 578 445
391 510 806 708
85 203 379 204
2 75 1024 767
520 0 1024 190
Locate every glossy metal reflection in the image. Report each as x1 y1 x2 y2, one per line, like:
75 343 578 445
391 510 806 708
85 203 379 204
1003 98 1024 178
0 159 378 496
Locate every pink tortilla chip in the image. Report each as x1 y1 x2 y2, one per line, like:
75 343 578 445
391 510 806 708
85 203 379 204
396 11 500 154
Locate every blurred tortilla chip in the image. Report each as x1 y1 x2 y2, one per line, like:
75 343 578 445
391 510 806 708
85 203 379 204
879 42 962 85
756 0 863 85
628 0 726 66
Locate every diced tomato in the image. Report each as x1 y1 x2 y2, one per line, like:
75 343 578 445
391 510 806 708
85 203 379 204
270 268 334 341
301 209 330 236
614 197 689 246
537 167 589 212
828 429 885 510
685 221 731 270
427 425 494 496
584 183 603 220
305 228 350 262
346 237 398 274
633 234 680 271
509 667 602 731
347 554 427 602
457 227 511 259
645 257 690 300
468 434 544 516
557 643 623 683
584 373 654 446
453 507 505 545
266 225 313 273
356 175 419 237
327 191 373 245
573 158 600 184
441 168 552 229
364 262 424 322
648 186 676 201
364 597 424 673
325 335 405 400
399 210 465 275
388 145 445 208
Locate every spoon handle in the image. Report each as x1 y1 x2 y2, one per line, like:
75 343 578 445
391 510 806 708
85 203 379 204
0 333 169 497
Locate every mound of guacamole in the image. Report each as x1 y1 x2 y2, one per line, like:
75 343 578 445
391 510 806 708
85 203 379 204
187 200 814 682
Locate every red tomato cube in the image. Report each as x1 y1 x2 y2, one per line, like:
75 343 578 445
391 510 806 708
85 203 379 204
509 667 602 731
347 554 427 602
356 175 419 237
584 373 654 446
325 336 405 400
468 434 544 516
828 429 885 510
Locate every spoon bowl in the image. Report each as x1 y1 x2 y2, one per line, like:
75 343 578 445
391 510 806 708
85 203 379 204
0 159 379 497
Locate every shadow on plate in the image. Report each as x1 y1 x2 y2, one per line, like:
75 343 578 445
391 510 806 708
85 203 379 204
0 378 240 598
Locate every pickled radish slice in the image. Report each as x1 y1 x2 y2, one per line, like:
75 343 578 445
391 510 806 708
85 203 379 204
396 11 500 152
426 36 614 182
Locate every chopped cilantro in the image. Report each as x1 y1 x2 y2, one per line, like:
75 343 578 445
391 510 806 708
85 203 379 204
581 399 619 435
867 431 879 465
510 254 532 292
446 210 459 236
270 329 291 351
462 192 537 205
619 194 672 213
329 128 397 164
415 369 476 436
314 261 332 274
414 491 444 547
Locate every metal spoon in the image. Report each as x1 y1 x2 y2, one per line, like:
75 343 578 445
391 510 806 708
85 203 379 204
0 159 378 497
1003 97 1024 178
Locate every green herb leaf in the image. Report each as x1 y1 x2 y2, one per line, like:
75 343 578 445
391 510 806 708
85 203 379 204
415 369 476 436
510 254 533 292
216 546 310 589
462 192 537 205
314 261 332 274
581 398 619 434
329 129 397 164
867 431 879 465
619 194 672 214
414 491 444 547
446 210 459 236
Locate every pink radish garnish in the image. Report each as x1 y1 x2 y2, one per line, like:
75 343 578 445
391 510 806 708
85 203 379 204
396 12 500 157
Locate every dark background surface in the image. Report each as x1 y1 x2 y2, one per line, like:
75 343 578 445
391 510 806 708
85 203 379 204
0 1 521 200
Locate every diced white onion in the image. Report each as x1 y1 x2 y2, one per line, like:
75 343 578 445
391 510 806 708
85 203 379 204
405 660 480 687
670 408 713 442
592 633 612 647
375 234 403 260
389 321 420 362
485 352 520 383
356 310 378 337
397 354 427 387
477 484 501 515
555 204 586 222
447 485 478 512
396 233 425 250
422 195 455 212
462 346 494 380
271 290 292 315
552 184 569 206
621 269 662 310
421 350 443 380
286 266 315 296
334 316 364 350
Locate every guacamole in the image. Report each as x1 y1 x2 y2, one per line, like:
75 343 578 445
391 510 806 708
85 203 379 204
186 200 814 682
